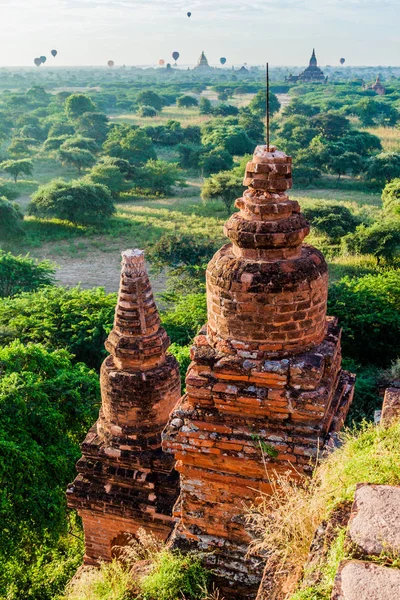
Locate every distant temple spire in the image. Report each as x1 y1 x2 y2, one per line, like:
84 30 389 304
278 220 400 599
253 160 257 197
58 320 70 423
310 48 317 67
286 48 326 84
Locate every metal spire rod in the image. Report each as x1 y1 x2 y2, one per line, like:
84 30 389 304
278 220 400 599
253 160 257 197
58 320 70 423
266 62 270 150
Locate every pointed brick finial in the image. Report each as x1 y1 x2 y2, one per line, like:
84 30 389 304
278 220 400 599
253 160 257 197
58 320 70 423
105 248 170 370
121 249 146 278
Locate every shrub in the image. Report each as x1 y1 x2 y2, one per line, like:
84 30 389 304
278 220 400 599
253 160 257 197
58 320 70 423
29 179 115 225
134 160 185 196
0 251 55 298
199 97 212 115
212 103 239 117
201 165 244 214
136 90 163 112
293 165 321 187
160 293 207 345
60 135 99 153
57 147 96 173
327 271 400 366
137 105 157 117
0 197 24 241
140 550 209 600
85 163 128 198
177 95 199 108
64 94 96 120
302 203 360 241
199 147 233 176
0 178 19 201
341 220 400 264
43 135 72 151
382 178 400 217
0 286 116 369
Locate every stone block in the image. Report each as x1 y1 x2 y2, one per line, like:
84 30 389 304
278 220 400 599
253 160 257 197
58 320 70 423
348 484 400 556
331 560 400 599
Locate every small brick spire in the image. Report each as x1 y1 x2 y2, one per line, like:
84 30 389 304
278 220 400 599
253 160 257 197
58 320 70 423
106 249 169 371
67 249 181 565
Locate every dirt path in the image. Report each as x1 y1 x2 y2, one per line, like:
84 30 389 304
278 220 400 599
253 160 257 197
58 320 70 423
31 242 166 294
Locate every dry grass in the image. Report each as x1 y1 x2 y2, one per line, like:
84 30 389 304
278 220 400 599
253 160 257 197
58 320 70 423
246 421 400 599
246 470 325 598
364 126 400 152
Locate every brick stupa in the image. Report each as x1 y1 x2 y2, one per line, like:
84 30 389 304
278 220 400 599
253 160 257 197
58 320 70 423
163 146 355 598
67 250 181 564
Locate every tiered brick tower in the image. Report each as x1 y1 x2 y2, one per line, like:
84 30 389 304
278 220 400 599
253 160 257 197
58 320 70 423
163 146 355 598
67 250 181 564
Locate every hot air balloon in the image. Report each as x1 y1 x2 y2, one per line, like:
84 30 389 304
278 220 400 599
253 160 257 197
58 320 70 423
187 11 191 17
172 51 180 63
108 60 115 68
51 49 57 58
220 57 227 65
340 57 345 65
34 57 42 67
159 59 165 66
40 56 47 64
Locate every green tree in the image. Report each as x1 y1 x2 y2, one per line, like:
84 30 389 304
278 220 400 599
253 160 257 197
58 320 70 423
212 103 239 117
136 90 163 112
0 179 19 201
310 112 351 141
238 108 264 144
202 122 253 156
366 152 400 184
137 105 158 117
133 159 185 196
0 340 99 559
75 111 109 143
0 286 116 369
64 94 96 120
199 97 212 115
0 159 33 182
201 166 244 214
302 202 360 241
282 98 320 117
29 179 115 225
47 121 75 138
199 147 233 176
103 125 156 165
43 135 72 151
0 251 54 298
382 178 400 217
0 197 24 241
60 135 99 153
249 90 280 117
85 163 128 198
342 220 400 265
327 271 400 366
8 138 30 157
177 95 199 108
57 147 96 173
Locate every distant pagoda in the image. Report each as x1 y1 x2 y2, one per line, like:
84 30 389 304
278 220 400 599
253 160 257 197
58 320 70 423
287 49 327 84
363 75 386 96
195 51 211 69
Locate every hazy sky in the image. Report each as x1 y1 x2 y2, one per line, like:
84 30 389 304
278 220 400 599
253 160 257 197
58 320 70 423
0 0 398 67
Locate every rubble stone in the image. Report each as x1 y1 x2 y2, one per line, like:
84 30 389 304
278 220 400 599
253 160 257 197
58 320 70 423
348 484 400 556
381 387 400 427
331 560 400 599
